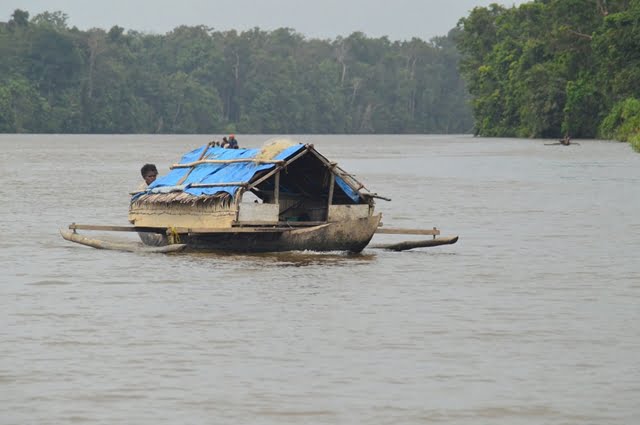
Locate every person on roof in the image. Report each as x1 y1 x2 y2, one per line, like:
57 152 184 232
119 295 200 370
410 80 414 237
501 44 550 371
138 163 158 191
221 136 229 148
228 134 239 149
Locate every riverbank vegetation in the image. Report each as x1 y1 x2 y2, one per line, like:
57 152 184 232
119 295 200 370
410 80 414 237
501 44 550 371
456 0 640 152
0 9 472 134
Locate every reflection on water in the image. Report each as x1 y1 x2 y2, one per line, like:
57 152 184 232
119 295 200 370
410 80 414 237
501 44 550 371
2 135 640 425
186 250 377 266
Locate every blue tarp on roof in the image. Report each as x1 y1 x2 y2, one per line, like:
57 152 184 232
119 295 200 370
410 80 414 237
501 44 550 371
136 143 361 203
146 143 305 197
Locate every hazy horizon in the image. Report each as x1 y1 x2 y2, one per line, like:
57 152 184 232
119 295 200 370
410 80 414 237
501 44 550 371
1 0 530 41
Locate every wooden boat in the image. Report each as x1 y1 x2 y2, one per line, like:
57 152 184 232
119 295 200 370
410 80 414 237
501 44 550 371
545 136 580 146
62 139 458 253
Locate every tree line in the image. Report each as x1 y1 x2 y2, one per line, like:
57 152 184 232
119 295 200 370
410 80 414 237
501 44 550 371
0 9 473 134
455 0 640 152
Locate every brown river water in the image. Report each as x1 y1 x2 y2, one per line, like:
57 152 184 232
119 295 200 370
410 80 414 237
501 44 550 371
1 134 639 424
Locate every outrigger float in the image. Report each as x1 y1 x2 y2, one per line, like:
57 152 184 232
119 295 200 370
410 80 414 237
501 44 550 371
61 140 458 253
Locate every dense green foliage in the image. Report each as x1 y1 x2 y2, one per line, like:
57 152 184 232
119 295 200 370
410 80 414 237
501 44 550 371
0 9 472 134
456 0 640 151
600 98 640 151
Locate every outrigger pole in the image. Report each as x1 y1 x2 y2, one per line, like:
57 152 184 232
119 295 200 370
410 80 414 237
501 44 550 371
369 226 459 251
61 223 459 253
59 230 186 253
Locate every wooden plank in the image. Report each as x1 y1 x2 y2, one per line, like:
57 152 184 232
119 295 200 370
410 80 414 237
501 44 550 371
375 227 440 236
69 224 164 233
238 203 279 222
328 205 370 221
129 206 237 229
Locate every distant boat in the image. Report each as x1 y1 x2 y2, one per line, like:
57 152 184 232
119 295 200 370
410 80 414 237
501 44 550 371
545 136 579 146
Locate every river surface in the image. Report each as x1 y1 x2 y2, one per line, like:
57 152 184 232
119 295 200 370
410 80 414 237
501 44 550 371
1 134 639 425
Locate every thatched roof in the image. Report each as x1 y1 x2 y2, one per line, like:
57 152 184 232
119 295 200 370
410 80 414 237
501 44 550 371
131 191 231 207
131 138 370 207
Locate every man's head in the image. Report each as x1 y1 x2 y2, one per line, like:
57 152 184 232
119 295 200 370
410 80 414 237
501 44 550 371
141 163 158 185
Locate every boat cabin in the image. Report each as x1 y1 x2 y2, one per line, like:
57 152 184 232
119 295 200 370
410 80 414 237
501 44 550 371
129 140 378 230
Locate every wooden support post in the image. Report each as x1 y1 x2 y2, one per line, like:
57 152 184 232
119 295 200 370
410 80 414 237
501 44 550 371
326 173 335 220
274 170 280 204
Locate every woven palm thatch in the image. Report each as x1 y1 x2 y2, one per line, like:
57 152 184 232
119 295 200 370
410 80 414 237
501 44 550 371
132 191 232 207
255 138 298 162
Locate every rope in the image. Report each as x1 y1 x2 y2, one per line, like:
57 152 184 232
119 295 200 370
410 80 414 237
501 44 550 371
167 227 181 244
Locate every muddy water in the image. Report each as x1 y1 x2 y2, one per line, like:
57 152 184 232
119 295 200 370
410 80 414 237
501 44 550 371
1 134 639 424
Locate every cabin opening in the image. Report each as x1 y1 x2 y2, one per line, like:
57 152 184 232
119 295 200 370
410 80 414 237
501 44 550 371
239 150 370 224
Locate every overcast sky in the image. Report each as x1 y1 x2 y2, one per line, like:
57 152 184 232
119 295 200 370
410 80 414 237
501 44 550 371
1 0 529 41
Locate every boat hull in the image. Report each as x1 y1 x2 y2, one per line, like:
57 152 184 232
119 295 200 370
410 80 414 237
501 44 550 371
173 214 382 253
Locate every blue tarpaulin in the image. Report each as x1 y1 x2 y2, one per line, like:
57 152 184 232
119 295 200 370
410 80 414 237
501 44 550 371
137 143 361 202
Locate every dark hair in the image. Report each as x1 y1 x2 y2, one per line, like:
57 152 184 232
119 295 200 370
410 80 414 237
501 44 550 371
140 163 157 177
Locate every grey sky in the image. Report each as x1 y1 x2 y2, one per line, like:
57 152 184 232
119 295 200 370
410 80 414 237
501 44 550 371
1 0 529 41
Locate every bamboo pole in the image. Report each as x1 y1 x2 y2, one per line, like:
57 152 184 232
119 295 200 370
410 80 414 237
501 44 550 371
171 158 285 169
305 146 384 202
176 142 214 185
306 148 365 194
375 227 441 236
188 182 248 188
247 146 310 190
67 221 328 234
